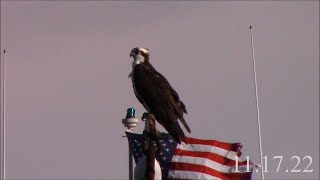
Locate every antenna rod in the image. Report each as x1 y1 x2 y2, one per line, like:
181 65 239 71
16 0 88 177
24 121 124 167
0 49 6 180
250 26 264 180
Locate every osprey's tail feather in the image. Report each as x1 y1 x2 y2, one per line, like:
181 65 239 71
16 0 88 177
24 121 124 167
172 100 191 133
179 116 191 133
166 121 187 144
179 101 187 114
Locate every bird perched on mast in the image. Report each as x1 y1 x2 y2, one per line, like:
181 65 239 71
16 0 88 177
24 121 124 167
129 47 191 144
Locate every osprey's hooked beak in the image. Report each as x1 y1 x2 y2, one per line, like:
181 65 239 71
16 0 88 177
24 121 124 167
130 52 135 58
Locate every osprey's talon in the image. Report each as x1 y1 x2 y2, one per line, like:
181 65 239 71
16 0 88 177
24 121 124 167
141 113 156 121
149 114 156 121
141 112 149 121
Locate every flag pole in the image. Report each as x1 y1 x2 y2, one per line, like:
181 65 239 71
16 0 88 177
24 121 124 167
122 108 139 180
126 132 133 180
0 49 6 180
249 26 265 180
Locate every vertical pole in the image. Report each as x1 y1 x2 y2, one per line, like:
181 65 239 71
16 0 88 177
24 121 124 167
0 51 3 180
122 108 139 180
0 50 5 180
129 142 133 180
250 26 264 180
0 1 5 178
127 128 133 180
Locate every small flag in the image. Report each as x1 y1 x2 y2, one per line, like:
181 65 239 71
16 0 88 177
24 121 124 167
126 132 254 180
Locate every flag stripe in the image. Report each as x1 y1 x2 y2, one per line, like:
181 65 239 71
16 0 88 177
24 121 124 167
171 155 249 173
169 170 223 180
176 143 239 161
174 149 248 167
185 137 241 152
170 163 250 180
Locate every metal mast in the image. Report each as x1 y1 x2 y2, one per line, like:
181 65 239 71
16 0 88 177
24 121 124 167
250 26 264 180
0 49 6 180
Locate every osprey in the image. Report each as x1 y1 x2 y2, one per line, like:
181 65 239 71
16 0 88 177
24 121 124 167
129 47 191 144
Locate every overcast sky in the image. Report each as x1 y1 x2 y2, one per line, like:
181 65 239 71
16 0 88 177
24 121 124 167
0 1 319 179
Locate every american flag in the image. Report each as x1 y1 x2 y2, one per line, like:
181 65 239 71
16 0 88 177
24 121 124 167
126 132 254 180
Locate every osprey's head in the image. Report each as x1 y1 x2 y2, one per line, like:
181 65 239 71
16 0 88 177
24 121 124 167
130 47 150 67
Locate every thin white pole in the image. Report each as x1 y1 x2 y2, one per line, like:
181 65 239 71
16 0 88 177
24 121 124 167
122 108 139 180
0 51 2 180
0 1 6 178
126 129 133 180
250 26 264 180
122 131 133 180
0 49 6 180
129 140 133 180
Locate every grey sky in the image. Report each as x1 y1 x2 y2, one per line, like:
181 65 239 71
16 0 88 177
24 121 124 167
0 1 319 179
